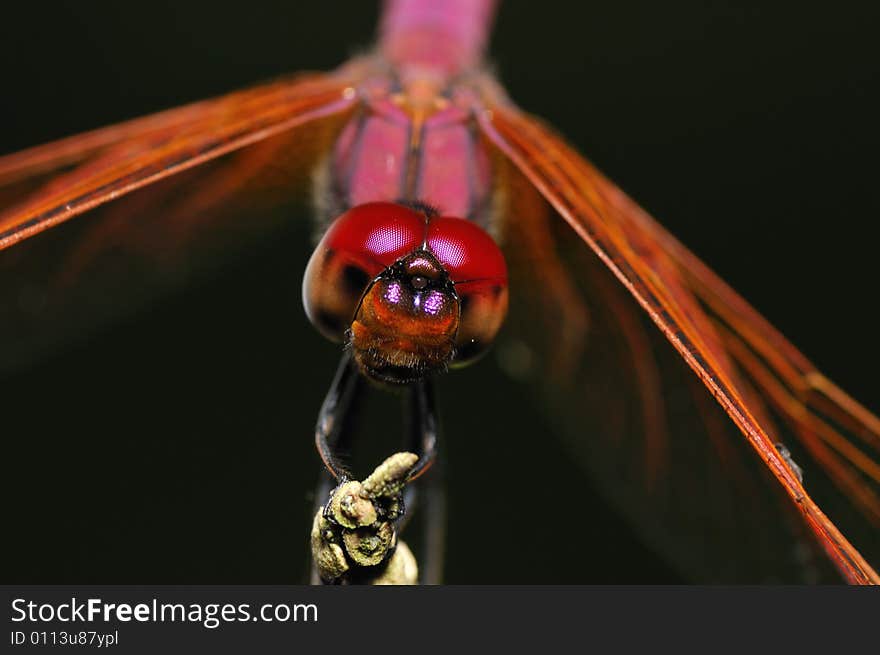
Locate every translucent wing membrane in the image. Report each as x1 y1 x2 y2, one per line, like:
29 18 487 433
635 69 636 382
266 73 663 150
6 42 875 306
0 65 365 370
478 96 880 583
0 63 366 251
653 228 880 533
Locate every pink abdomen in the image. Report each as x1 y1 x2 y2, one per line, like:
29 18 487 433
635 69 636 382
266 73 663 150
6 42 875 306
380 0 497 82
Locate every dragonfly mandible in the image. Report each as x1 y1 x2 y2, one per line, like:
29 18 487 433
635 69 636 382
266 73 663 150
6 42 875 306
0 0 878 584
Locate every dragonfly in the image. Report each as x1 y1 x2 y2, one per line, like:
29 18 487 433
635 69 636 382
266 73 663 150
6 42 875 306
1 0 878 584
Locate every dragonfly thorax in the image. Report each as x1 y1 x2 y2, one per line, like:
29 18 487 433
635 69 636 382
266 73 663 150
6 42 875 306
326 78 492 221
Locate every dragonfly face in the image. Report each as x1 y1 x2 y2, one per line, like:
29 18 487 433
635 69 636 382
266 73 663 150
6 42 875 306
302 201 508 384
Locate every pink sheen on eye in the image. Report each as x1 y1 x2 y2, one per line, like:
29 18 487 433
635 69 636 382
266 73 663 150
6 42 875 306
426 215 506 283
428 235 467 269
366 225 416 255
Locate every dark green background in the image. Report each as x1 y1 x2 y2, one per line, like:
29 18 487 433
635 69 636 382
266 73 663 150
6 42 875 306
1 1 878 583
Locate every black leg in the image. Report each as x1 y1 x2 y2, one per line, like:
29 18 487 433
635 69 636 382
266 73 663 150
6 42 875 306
311 358 445 584
314 350 361 482
310 351 361 583
405 378 438 481
368 377 439 535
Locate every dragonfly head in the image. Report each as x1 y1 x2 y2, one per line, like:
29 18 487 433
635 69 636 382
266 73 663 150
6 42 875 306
302 202 508 385
350 250 459 384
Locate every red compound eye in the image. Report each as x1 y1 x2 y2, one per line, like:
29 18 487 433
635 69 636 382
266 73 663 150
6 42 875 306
427 216 507 283
427 216 508 366
303 202 426 341
319 201 426 275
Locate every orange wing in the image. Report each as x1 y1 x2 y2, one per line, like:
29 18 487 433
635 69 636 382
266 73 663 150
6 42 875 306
478 94 880 584
0 61 366 252
0 62 367 371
